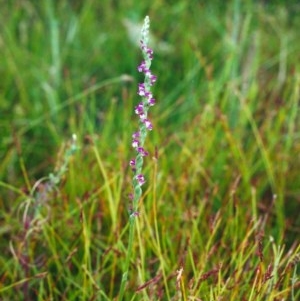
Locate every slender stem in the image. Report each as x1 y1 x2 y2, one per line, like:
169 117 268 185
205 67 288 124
118 215 135 301
118 15 156 300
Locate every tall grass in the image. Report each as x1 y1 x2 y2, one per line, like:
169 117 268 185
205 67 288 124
0 0 299 300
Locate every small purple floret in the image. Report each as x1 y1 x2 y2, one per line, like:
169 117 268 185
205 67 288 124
143 119 153 130
136 174 145 186
132 139 139 148
137 147 149 156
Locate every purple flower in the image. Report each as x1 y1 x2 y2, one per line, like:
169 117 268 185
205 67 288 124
132 139 139 148
137 147 149 156
138 61 147 72
128 193 134 200
149 74 157 85
147 48 154 58
140 42 154 60
144 69 152 77
129 159 136 172
132 131 140 139
148 98 155 106
138 83 146 96
136 174 145 186
135 103 144 115
145 91 153 99
143 119 153 130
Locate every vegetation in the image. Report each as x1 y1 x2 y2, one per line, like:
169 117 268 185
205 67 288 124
0 0 299 300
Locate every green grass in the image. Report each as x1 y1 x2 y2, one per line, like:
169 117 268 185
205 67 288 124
0 0 299 300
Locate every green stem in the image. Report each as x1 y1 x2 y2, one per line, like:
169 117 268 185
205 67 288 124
118 215 136 301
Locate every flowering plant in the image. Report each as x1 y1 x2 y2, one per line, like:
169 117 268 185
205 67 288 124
119 16 157 299
129 15 157 216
